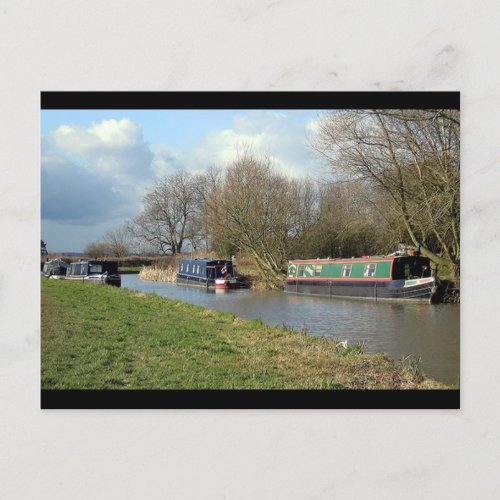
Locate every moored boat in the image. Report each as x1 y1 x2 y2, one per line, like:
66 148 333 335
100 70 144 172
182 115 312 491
66 260 121 287
285 252 441 303
176 258 239 289
41 258 69 279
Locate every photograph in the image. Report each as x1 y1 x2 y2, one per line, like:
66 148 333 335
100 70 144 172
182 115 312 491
40 92 460 408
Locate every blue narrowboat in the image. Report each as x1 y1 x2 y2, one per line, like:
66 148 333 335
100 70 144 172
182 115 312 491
177 258 238 289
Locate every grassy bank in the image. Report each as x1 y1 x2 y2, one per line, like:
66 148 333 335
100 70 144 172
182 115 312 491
41 279 448 390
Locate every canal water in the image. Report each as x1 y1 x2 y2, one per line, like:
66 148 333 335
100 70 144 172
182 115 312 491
121 274 460 385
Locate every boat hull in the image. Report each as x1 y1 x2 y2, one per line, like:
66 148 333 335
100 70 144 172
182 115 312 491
176 274 238 289
284 277 438 303
215 278 238 289
65 275 121 287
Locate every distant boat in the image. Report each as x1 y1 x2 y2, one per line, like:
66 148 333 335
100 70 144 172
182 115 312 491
285 252 441 303
41 259 69 279
66 260 121 287
176 258 239 289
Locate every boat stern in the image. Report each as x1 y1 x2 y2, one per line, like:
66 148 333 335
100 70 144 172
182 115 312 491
215 277 238 289
402 276 440 302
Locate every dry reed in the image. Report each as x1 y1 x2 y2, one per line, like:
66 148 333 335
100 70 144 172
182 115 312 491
139 265 177 282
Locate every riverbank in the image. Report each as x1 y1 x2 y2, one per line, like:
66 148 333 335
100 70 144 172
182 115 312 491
41 279 449 390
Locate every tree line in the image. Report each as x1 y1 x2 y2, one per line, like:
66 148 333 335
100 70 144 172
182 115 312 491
84 109 460 287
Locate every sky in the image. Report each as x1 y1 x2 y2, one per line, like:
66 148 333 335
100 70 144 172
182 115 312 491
41 109 326 253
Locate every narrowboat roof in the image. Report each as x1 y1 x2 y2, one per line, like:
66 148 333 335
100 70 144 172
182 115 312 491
75 259 119 264
44 258 69 267
179 258 232 265
290 256 394 264
289 254 427 265
68 260 119 272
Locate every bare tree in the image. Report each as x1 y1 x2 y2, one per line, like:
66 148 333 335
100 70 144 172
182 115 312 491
132 171 199 255
104 223 133 257
199 151 312 289
312 109 460 276
84 241 113 258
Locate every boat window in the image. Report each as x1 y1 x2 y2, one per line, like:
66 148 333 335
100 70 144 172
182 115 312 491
342 264 352 277
314 264 322 277
404 263 410 279
180 263 184 271
364 263 377 277
89 263 102 273
287 264 297 277
297 265 305 277
196 265 200 274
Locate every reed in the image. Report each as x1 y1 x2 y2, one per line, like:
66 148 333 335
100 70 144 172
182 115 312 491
138 265 177 282
401 354 424 383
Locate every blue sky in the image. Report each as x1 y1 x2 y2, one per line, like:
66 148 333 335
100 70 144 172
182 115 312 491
41 109 325 252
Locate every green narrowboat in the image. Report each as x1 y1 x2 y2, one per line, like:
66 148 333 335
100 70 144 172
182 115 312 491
284 253 440 303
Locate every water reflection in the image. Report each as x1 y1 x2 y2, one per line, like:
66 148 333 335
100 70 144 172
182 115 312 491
121 274 459 385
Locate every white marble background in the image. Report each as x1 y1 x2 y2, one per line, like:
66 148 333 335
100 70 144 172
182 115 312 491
1 0 499 498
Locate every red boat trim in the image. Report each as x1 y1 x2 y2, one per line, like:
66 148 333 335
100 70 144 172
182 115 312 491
215 283 237 289
290 257 395 264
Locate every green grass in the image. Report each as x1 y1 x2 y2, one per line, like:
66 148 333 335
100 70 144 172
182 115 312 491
41 279 449 390
118 266 141 274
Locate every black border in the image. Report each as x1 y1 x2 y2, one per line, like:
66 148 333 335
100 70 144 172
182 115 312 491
41 389 460 409
41 91 460 410
41 91 460 110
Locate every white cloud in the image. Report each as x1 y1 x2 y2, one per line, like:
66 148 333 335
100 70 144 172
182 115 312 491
49 118 153 177
51 124 98 153
187 111 321 178
149 111 321 179
88 118 143 148
200 128 267 163
41 111 324 251
42 118 154 231
52 118 143 153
